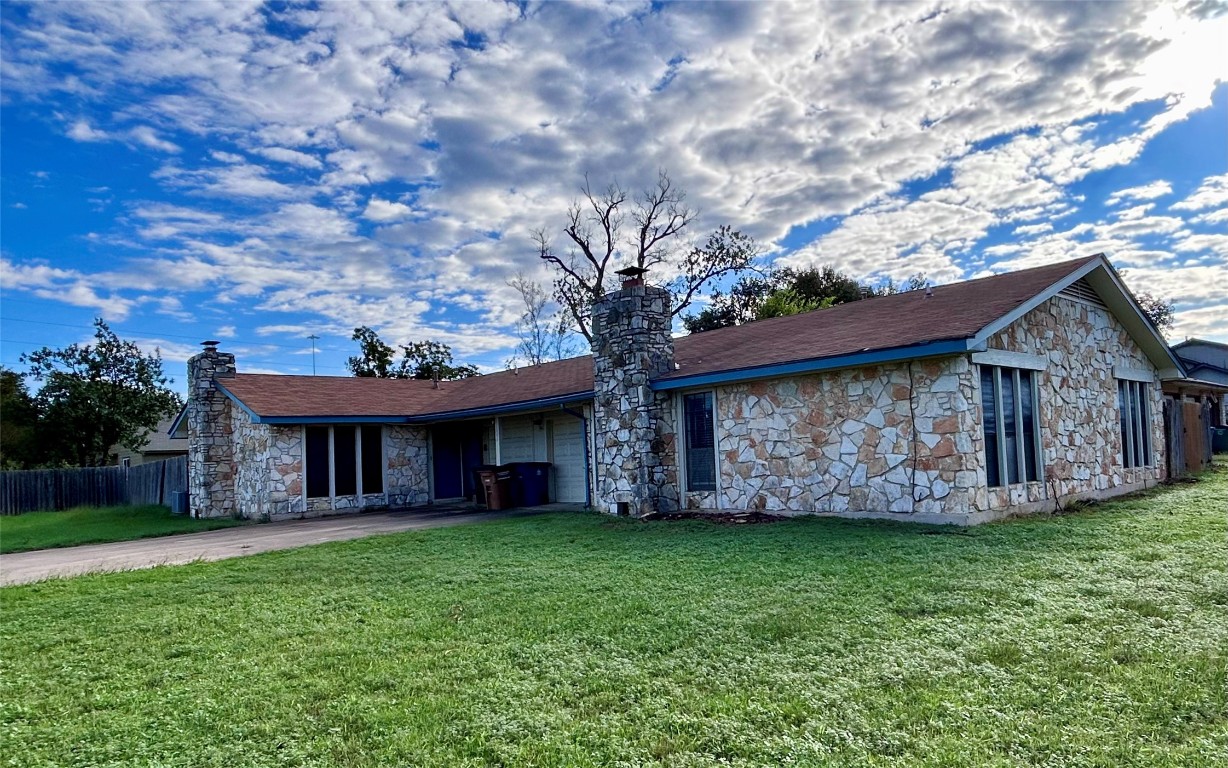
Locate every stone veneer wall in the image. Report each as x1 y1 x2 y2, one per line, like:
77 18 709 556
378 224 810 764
691 355 982 520
386 425 430 507
682 293 1163 523
985 294 1164 508
232 407 305 521
186 347 237 519
591 284 679 516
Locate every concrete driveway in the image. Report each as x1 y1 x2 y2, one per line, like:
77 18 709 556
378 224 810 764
0 507 550 587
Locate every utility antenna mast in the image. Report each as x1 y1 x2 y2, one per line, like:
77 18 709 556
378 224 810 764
307 334 320 375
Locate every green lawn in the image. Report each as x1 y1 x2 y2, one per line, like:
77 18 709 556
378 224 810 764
0 504 243 553
2 469 1225 767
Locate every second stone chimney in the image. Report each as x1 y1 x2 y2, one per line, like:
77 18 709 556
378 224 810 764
590 270 678 516
187 341 237 518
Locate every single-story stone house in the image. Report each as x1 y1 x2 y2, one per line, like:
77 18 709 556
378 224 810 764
175 254 1186 525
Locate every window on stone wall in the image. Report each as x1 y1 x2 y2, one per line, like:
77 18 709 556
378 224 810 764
1118 379 1153 468
334 426 358 496
684 391 716 492
304 425 385 499
361 426 384 494
305 426 330 498
980 366 1040 487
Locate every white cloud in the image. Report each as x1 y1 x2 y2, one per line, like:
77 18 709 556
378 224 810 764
254 146 323 169
1106 181 1172 206
362 197 413 222
129 125 181 153
1171 174 1228 212
67 120 108 142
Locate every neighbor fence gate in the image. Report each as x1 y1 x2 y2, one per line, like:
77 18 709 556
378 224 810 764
0 456 188 515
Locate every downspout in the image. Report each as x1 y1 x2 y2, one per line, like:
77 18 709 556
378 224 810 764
559 405 593 508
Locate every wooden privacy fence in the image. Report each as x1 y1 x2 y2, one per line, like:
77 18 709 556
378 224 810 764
0 456 188 515
1164 398 1213 479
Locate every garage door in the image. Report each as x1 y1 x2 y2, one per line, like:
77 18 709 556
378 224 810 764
550 417 587 503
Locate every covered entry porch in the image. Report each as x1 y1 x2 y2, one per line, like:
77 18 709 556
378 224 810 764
425 401 593 507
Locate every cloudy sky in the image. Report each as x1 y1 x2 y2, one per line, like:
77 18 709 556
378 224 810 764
2 0 1225 388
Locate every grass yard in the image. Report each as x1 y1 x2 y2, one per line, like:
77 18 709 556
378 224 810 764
2 468 1225 767
0 504 243 554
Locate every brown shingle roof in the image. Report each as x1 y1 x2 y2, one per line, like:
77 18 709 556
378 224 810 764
220 355 594 420
665 255 1097 381
221 256 1097 421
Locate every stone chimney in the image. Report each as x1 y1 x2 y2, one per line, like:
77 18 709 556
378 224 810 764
590 269 679 516
187 341 237 518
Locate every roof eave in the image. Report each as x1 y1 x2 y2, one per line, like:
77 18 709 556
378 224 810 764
404 392 594 423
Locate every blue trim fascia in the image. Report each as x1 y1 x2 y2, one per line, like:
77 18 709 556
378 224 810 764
650 339 974 391
405 392 593 423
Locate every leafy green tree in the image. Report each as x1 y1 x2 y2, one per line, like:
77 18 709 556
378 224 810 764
401 340 480 381
348 326 399 378
684 266 931 333
0 367 40 469
21 320 182 467
756 290 833 320
347 327 479 380
1134 291 1175 331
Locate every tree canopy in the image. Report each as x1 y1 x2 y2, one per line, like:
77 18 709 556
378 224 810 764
347 327 480 380
535 170 760 341
18 320 182 467
683 266 929 333
506 273 579 367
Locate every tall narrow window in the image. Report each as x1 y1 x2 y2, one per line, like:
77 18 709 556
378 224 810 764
980 366 1041 488
683 392 716 492
361 426 384 494
333 425 358 496
1118 379 1153 468
305 426 330 498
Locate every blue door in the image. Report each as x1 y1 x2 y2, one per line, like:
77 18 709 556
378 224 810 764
432 431 463 499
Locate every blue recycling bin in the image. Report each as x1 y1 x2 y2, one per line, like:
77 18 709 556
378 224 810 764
506 462 551 507
1213 427 1228 454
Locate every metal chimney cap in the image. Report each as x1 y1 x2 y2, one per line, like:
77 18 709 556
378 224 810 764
615 266 648 278
201 340 221 348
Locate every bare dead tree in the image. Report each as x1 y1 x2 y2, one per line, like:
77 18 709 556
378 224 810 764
506 272 578 366
535 170 759 341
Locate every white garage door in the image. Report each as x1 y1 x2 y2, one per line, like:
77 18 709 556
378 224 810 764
550 417 587 503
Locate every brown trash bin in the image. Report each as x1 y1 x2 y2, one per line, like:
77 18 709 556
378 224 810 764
478 469 509 510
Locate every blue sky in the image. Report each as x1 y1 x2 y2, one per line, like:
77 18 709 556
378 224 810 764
2 1 1225 394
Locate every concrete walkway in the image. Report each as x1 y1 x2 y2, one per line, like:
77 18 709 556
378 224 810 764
0 507 550 587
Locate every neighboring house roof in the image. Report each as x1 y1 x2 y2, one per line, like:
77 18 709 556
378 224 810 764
1172 338 1228 353
182 253 1185 427
116 417 186 455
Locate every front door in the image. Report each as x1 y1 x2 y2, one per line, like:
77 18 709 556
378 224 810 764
433 425 488 501
432 431 463 499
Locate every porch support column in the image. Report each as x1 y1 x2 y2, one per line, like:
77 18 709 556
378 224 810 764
494 417 502 465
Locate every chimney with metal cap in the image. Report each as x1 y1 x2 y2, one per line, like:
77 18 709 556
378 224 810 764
186 340 237 518
589 266 679 517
